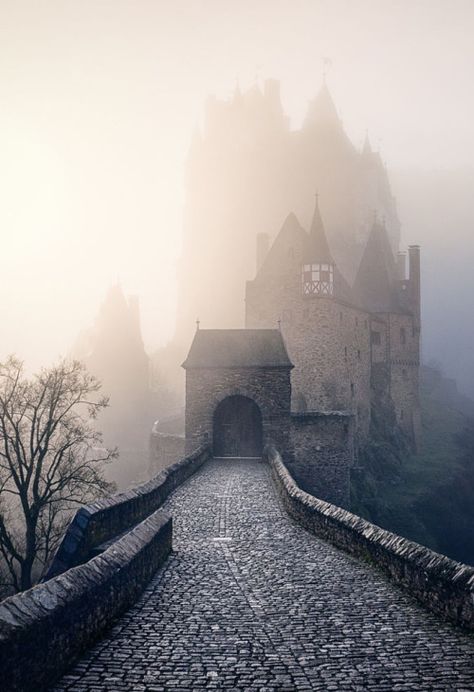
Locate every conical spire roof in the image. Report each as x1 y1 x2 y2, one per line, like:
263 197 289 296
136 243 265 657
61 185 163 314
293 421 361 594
304 82 341 129
362 131 372 156
306 194 333 263
354 217 398 312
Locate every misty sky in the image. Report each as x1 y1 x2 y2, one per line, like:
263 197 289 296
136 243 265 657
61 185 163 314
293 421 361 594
1 1 473 385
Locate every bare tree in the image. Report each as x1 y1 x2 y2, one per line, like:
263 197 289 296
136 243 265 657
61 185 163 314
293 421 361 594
0 357 116 594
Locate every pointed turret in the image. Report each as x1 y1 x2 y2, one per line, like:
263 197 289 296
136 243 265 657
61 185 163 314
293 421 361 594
304 82 341 130
354 217 398 312
306 193 333 263
362 131 372 156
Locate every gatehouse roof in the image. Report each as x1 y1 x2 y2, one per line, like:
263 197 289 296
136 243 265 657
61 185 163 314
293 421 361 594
182 329 293 369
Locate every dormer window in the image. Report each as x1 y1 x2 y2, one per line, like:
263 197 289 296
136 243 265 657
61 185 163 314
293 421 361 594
302 263 334 296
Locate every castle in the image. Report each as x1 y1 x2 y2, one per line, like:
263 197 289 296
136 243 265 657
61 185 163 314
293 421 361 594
246 196 421 449
152 80 421 506
182 197 420 507
172 79 401 364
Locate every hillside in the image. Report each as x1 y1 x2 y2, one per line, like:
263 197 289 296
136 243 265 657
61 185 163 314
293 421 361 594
352 365 474 566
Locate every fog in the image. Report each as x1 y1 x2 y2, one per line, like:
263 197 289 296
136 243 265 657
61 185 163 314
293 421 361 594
1 0 474 394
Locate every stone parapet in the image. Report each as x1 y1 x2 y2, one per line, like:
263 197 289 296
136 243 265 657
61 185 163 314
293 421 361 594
149 431 186 475
0 510 172 692
266 447 474 631
46 445 210 579
288 411 353 507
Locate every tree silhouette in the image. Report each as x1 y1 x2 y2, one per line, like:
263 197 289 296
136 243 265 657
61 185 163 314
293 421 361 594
0 357 116 593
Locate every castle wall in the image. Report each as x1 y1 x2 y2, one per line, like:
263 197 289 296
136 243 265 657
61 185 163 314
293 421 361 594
388 312 421 441
246 276 371 445
185 367 292 455
288 412 353 508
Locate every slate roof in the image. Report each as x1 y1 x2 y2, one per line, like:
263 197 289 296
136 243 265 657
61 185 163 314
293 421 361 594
305 195 333 264
353 220 399 312
182 329 293 369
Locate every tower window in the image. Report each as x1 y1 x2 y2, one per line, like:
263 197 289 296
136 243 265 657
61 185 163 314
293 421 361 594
344 346 348 360
371 331 381 346
357 349 361 360
402 368 407 379
302 263 334 296
400 327 406 345
350 383 355 397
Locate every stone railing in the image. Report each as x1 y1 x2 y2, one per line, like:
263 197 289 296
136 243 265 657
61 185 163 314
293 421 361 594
0 445 211 691
46 445 210 578
266 447 474 630
149 431 186 476
0 509 171 692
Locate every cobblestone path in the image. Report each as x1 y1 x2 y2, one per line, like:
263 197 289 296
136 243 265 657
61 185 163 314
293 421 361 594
54 458 474 691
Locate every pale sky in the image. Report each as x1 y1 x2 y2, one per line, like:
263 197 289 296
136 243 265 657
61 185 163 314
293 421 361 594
0 0 473 372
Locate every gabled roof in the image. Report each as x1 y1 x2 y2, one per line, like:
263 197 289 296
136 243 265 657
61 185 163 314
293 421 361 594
182 329 293 369
256 212 307 279
353 219 399 312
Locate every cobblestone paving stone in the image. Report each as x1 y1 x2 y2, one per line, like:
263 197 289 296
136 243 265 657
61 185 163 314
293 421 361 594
53 458 474 691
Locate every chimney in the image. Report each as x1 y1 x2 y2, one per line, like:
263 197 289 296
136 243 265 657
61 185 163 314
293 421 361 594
396 251 407 280
408 245 421 325
256 233 270 273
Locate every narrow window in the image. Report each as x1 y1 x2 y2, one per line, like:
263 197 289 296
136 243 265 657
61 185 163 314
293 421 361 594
357 349 361 361
371 331 381 346
351 383 355 397
400 327 406 345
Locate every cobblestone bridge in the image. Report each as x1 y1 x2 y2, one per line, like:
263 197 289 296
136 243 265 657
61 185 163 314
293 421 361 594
54 459 474 691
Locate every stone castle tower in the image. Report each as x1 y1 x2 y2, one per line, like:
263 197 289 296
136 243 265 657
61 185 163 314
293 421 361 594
73 285 155 487
245 196 421 451
174 79 400 361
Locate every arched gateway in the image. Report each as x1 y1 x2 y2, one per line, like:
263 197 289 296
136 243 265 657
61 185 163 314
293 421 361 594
182 329 293 456
213 395 263 457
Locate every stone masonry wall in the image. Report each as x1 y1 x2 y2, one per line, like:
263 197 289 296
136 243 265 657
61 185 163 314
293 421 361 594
388 312 421 442
46 446 210 579
185 367 291 455
0 510 172 692
246 272 371 447
267 447 474 631
288 412 353 508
